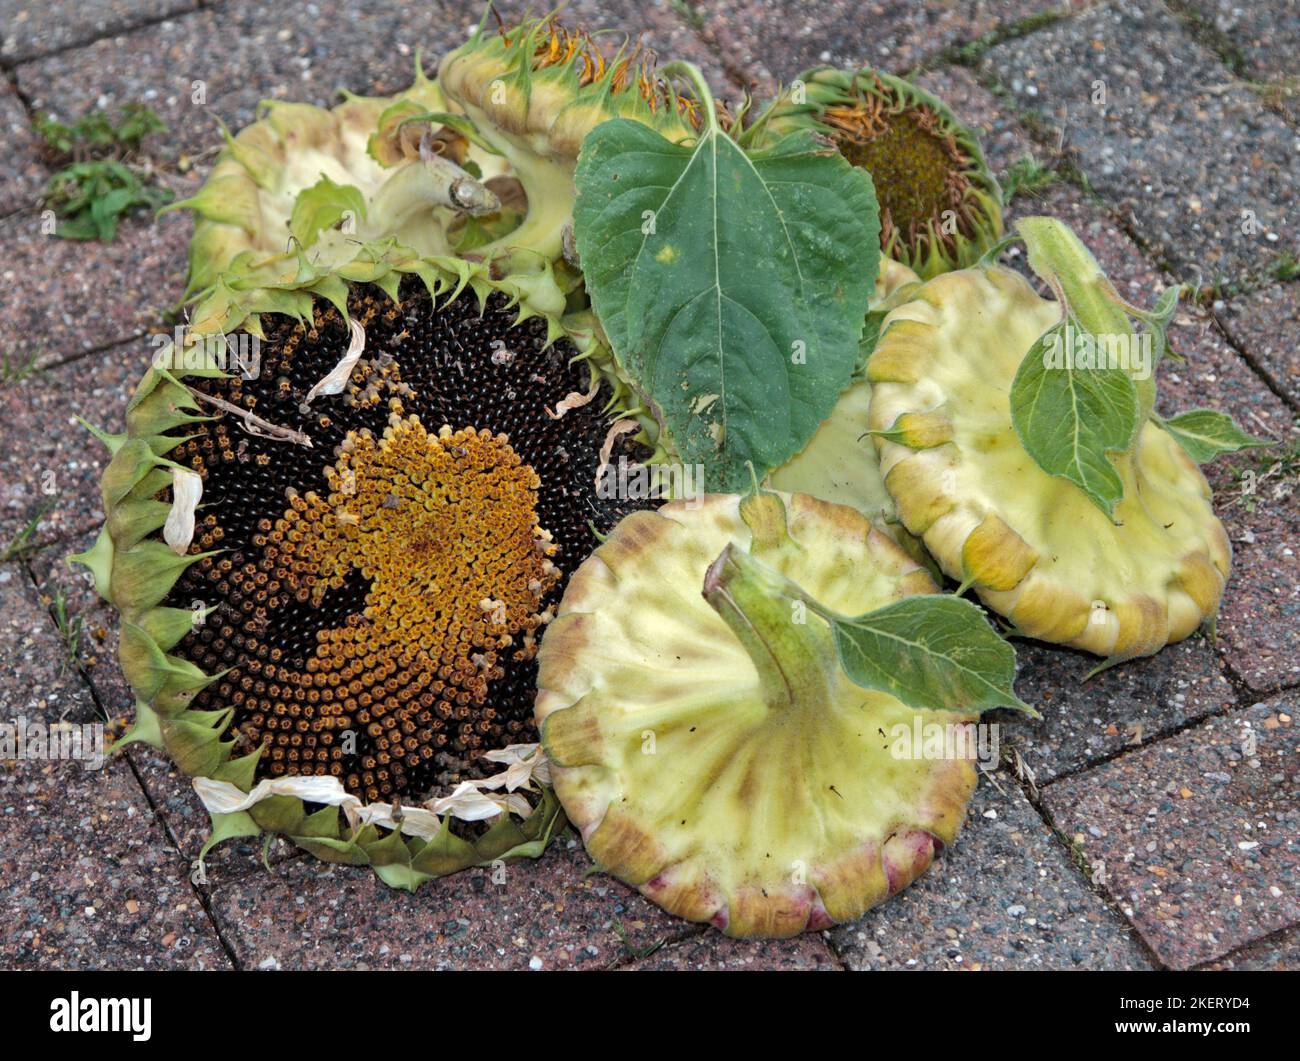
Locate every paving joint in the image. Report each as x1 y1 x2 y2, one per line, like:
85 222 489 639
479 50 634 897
15 547 242 969
1214 638 1300 705
1190 920 1295 969
663 0 769 97
1004 760 1171 969
1 4 206 72
602 924 706 970
1032 678 1244 795
1207 300 1300 414
1160 0 1250 77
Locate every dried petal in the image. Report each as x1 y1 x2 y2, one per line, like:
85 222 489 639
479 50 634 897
163 467 203 556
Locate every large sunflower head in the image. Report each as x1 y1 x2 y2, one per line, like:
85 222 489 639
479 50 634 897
867 263 1231 660
536 491 977 937
75 254 658 886
758 66 1003 279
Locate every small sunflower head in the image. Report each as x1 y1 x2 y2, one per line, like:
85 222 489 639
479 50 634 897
440 13 708 162
164 65 521 327
437 12 727 267
761 66 1003 279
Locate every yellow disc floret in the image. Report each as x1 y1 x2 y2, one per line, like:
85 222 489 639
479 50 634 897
191 414 560 801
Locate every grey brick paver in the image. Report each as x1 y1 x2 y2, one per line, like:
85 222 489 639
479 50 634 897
1042 698 1299 969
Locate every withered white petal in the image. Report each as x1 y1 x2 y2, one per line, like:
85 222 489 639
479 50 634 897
545 377 600 419
481 742 550 790
595 419 640 490
163 467 203 556
304 319 366 404
192 751 541 838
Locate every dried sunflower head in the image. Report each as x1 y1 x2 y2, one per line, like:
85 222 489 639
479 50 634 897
74 253 657 887
438 12 719 267
166 65 518 316
756 66 1003 279
867 258 1232 660
536 490 979 937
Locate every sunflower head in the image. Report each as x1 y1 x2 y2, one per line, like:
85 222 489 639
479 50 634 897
165 65 515 306
867 264 1231 660
536 491 975 937
760 67 1003 279
74 253 658 885
437 12 726 268
440 13 708 161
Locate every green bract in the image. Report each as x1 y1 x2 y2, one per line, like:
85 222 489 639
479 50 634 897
537 490 1022 937
754 65 1004 279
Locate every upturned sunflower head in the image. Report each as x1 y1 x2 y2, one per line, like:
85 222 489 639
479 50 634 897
165 67 513 305
440 12 709 162
758 67 1003 279
75 255 658 886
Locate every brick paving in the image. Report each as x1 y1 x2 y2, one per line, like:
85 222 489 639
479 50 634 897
982 0 1298 289
0 0 1295 970
829 780 1153 970
1216 282 1300 408
0 205 193 369
1042 697 1298 969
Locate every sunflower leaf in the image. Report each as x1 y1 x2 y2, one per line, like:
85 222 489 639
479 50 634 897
827 595 1033 716
1009 318 1140 519
1155 409 1276 464
573 119 879 491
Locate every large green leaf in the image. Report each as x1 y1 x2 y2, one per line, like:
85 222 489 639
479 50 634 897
1009 318 1139 519
574 119 879 491
1154 409 1275 464
827 596 1032 715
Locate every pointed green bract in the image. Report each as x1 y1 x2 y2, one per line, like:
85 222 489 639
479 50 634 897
164 62 539 347
289 176 367 249
438 12 708 268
